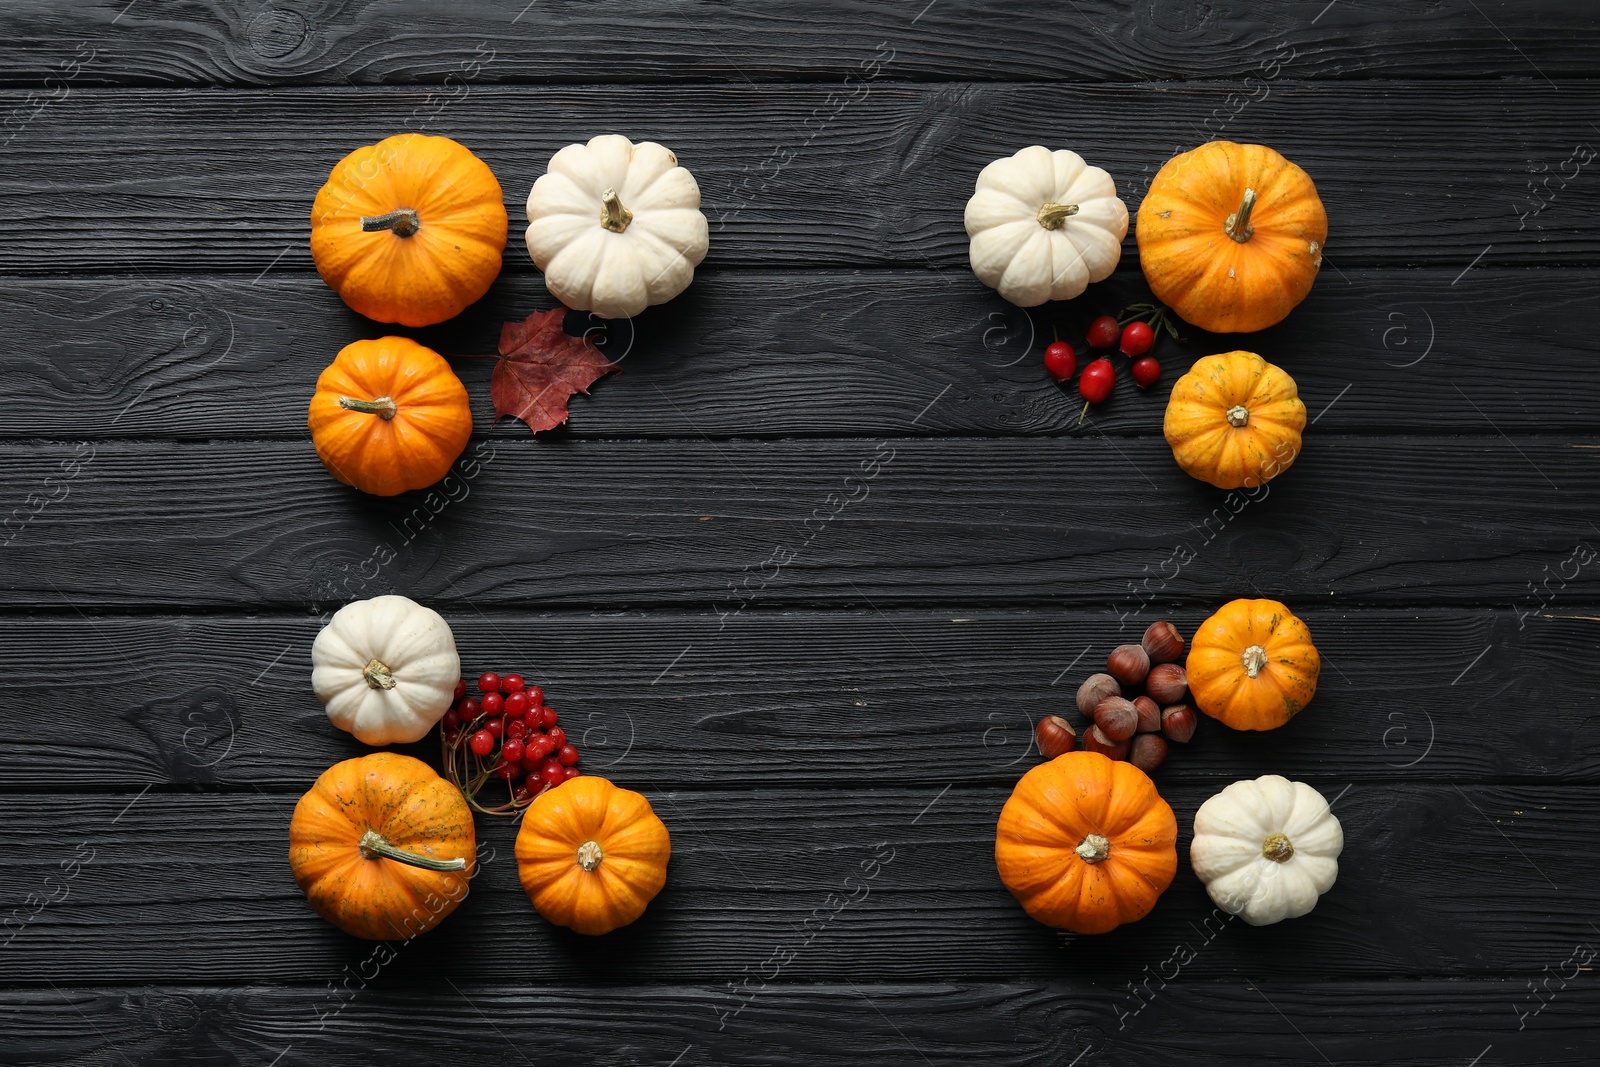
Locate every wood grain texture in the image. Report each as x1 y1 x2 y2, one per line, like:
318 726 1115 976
5 980 1594 1067
0 436 1594 609
1 83 1595 273
0 609 1592 790
3 0 1597 85
3 267 1595 440
2 785 1593 985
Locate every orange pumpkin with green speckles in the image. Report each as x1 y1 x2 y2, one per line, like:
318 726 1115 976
1187 598 1320 731
1164 351 1304 489
289 753 475 940
994 752 1177 934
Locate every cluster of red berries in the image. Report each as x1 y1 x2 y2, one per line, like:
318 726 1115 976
1043 306 1181 417
440 671 579 814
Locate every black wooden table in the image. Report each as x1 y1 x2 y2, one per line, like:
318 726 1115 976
3 2 1598 1064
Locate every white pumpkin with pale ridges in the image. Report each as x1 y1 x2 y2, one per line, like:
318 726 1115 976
1191 774 1342 926
964 146 1128 307
525 134 709 319
311 595 460 746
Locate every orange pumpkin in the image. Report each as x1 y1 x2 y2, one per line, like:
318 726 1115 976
308 336 472 497
310 133 508 327
1136 141 1327 333
288 753 475 940
994 752 1177 934
1187 598 1320 731
1164 351 1305 489
515 776 671 936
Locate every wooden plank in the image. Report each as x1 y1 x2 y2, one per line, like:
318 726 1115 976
0 608 1593 790
1 84 1595 272
5 980 1592 1067
3 267 1595 440
0 437 1595 610
1 785 1593 984
4 0 1597 86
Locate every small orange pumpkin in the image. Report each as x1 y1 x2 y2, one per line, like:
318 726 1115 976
288 753 475 940
1164 351 1305 489
1137 141 1327 333
308 336 472 497
310 133 508 327
994 752 1177 934
1187 598 1320 731
515 776 671 936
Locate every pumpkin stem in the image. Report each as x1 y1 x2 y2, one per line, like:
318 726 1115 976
1037 202 1080 230
1225 405 1250 428
599 188 633 233
1241 644 1268 679
576 840 604 872
1262 832 1295 863
1224 188 1256 243
360 208 421 237
362 657 397 690
339 395 398 421
358 829 468 871
1074 833 1111 864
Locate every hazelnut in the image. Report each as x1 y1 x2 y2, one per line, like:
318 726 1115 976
1132 696 1162 734
1129 733 1168 773
1093 696 1139 742
1084 724 1131 760
1106 644 1151 687
1035 715 1077 760
1075 673 1121 718
1145 663 1189 705
1161 704 1197 744
1141 620 1186 664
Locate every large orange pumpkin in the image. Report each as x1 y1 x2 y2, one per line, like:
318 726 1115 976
515 776 671 936
1187 598 1320 731
308 336 472 497
288 753 475 940
1164 351 1305 489
994 752 1177 934
310 133 508 327
1136 141 1327 333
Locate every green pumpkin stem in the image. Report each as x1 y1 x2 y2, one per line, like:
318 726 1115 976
361 208 421 237
1224 188 1257 243
340 396 398 422
357 829 467 871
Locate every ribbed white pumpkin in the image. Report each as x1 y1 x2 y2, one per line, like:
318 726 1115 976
1191 775 1343 926
525 134 709 319
964 146 1128 307
311 595 460 746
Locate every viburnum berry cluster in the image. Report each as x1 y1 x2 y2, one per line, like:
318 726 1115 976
440 671 579 815
1042 303 1186 423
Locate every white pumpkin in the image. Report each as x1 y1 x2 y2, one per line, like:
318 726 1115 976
525 134 709 319
964 146 1128 307
311 595 460 746
1190 775 1343 926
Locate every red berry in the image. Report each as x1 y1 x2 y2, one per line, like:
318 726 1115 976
540 762 566 788
441 710 460 731
502 739 525 763
527 735 555 760
477 672 501 694
1087 315 1120 349
1078 358 1115 404
1043 341 1076 382
453 679 467 702
1132 356 1162 389
563 767 580 781
485 717 504 739
513 784 532 802
538 707 558 729
506 719 528 740
502 674 525 693
468 730 494 757
458 697 481 721
1119 321 1155 357
444 729 461 747
480 691 504 716
547 726 567 749
503 691 530 718
557 744 580 766
496 761 521 780
525 685 545 704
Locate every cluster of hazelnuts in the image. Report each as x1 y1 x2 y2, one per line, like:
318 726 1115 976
1035 619 1198 773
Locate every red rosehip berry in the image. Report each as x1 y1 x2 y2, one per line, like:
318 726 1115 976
502 674 525 693
1087 315 1120 349
485 717 504 739
496 761 521 780
1131 356 1162 389
547 726 567 749
468 730 494 757
503 691 530 718
457 697 480 721
477 672 501 694
563 767 580 781
506 719 528 740
557 744 580 767
525 686 545 704
538 707 558 729
501 739 525 763
1119 321 1155 357
539 762 566 788
1043 341 1076 382
1078 358 1115 404
480 691 504 716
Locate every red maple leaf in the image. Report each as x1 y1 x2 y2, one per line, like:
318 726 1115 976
489 307 620 434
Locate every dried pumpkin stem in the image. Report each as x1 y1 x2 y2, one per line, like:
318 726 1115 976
576 840 604 872
1037 202 1080 230
1225 405 1250 427
1241 644 1268 679
358 829 467 871
1261 832 1295 863
1074 833 1111 864
339 395 398 421
599 188 633 233
362 657 397 690
1224 188 1257 243
360 208 421 237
